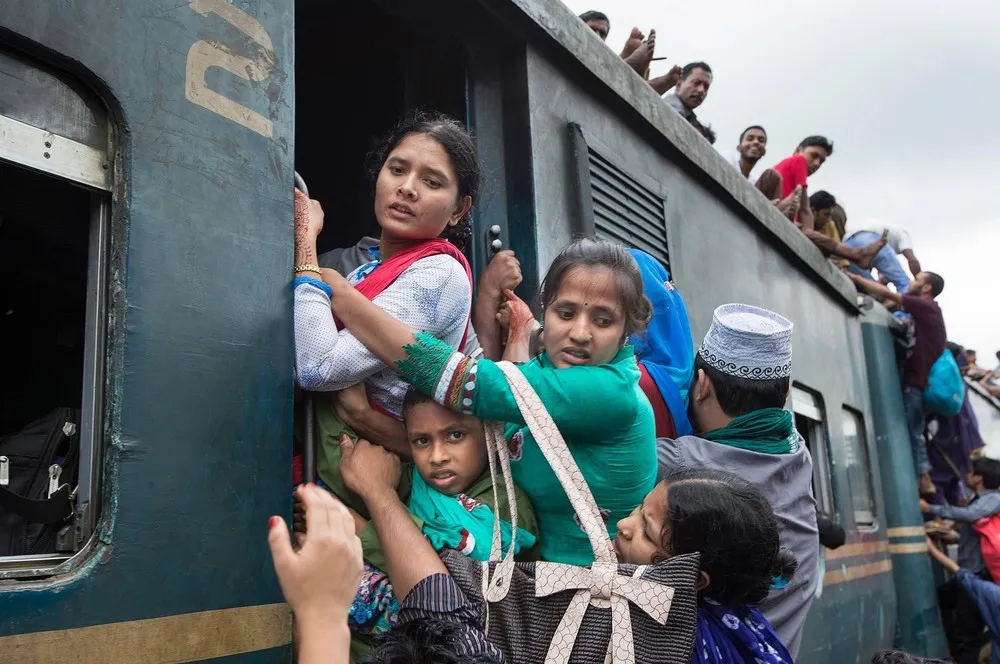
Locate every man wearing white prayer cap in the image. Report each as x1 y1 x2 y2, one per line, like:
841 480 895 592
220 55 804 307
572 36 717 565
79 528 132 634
657 303 819 658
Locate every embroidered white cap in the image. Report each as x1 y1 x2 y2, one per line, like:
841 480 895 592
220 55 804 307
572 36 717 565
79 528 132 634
698 303 793 380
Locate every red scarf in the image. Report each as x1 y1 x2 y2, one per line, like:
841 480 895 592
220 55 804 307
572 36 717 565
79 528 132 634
334 237 474 356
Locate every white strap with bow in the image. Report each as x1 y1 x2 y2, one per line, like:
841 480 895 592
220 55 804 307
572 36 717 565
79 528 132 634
478 362 675 663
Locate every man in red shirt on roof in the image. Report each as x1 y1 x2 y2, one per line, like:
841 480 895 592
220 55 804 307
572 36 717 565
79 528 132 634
772 136 835 230
849 270 947 496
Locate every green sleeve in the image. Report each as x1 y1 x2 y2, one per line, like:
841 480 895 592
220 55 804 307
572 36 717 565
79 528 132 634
358 512 423 571
472 358 638 440
397 333 638 440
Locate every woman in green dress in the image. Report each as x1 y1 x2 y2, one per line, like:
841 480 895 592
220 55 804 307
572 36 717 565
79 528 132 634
299 204 657 564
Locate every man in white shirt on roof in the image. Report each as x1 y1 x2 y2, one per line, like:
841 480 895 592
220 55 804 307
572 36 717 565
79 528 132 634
843 224 922 293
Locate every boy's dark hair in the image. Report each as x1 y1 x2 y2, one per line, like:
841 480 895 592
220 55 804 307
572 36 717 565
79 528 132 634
797 135 834 156
693 353 789 418
924 271 945 298
540 238 652 340
682 61 712 78
661 468 797 606
402 386 435 415
739 125 766 143
361 618 502 663
578 10 609 25
809 190 836 212
972 456 1000 490
370 109 480 251
870 650 949 664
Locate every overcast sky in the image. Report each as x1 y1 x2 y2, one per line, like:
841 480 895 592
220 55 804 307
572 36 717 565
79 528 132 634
564 0 999 366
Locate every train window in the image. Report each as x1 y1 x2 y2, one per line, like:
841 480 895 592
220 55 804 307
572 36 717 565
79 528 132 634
0 46 113 576
842 408 877 527
791 384 837 517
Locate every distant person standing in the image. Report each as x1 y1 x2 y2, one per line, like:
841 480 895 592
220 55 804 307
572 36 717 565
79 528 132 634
850 271 947 495
844 224 922 293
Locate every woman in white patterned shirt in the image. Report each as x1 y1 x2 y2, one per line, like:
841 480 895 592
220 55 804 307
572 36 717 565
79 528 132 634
293 110 481 508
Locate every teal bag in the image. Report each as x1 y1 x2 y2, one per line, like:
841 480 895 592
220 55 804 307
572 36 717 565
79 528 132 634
924 350 965 417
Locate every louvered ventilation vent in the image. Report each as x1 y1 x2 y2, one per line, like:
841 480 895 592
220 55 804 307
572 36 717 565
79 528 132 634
588 148 670 270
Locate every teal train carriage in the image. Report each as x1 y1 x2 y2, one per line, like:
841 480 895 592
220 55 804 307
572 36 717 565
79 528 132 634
0 0 951 660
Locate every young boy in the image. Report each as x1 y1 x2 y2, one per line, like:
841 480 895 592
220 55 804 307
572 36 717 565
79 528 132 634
346 388 538 642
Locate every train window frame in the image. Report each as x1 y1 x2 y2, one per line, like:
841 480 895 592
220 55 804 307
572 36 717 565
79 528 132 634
790 384 837 518
842 406 878 529
0 45 114 579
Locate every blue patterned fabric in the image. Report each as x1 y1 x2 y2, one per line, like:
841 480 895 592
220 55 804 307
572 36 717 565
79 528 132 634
348 562 400 635
627 249 694 436
694 599 792 664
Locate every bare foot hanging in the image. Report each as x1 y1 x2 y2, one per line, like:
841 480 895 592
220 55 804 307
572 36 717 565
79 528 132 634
853 229 889 270
620 27 644 59
623 29 656 76
648 64 683 95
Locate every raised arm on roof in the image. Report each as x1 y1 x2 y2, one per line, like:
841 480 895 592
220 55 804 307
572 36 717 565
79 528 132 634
902 248 922 277
848 271 904 306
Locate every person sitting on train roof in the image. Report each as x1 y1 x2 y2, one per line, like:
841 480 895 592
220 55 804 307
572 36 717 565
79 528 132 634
627 248 695 439
728 126 800 220
964 349 992 380
269 483 502 664
341 390 537 649
921 455 1000 664
771 135 835 230
313 236 658 566
801 191 889 268
656 303 819 658
293 111 480 514
665 63 716 145
579 10 610 41
849 270 947 496
615 468 797 664
843 224 922 295
578 13 685 101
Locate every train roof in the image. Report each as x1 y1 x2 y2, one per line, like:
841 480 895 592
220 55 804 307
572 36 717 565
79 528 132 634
499 0 858 309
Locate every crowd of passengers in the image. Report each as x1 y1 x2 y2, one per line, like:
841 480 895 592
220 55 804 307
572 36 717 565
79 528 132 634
281 110 812 663
582 17 1000 660
267 19 997 661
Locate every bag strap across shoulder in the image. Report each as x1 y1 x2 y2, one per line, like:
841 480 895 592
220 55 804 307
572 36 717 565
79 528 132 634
483 363 617 580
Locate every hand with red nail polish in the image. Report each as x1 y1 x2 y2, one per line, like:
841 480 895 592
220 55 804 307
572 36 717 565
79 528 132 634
268 484 361 664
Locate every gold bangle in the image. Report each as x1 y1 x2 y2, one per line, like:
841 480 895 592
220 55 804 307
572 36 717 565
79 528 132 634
295 264 321 275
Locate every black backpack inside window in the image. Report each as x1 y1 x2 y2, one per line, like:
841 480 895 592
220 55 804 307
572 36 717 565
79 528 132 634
0 408 81 556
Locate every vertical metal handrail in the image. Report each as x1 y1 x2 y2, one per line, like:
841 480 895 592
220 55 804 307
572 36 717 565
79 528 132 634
294 171 317 486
